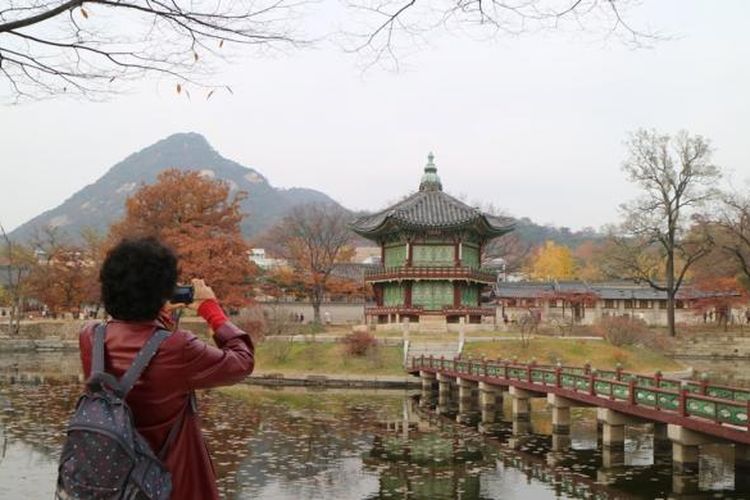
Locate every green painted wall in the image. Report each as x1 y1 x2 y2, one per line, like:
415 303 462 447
460 285 479 306
461 245 480 268
412 282 453 310
413 245 454 267
383 283 405 306
384 245 406 267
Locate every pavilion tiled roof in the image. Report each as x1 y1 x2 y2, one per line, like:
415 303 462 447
350 154 513 239
494 281 738 301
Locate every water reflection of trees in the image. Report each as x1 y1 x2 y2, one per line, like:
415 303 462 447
0 377 746 499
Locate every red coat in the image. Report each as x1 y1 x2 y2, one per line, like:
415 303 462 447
79 319 254 500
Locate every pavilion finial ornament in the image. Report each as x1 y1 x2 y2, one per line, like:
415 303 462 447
419 152 442 191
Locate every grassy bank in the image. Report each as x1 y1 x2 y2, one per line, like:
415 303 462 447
255 342 404 376
463 338 683 373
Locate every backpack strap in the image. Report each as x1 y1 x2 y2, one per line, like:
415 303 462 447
118 328 171 397
157 392 194 461
91 323 107 374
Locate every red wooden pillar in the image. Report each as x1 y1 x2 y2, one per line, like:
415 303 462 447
374 284 383 306
453 281 461 307
407 241 413 267
454 241 460 267
380 244 385 266
405 282 413 307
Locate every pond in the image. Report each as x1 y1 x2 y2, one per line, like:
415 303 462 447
0 352 748 499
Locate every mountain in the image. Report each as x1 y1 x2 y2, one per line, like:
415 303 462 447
10 133 340 241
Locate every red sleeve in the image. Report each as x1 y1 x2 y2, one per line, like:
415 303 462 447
180 321 255 390
197 299 228 331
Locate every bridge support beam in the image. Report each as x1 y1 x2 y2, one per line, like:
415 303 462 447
455 377 480 425
478 382 504 434
668 424 721 475
653 423 671 462
437 373 456 416
509 386 534 435
598 408 646 467
419 371 437 408
736 444 750 490
547 394 581 452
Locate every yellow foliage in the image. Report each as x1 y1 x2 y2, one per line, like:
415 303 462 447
528 241 576 280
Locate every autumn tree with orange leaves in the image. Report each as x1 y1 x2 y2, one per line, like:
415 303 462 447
262 203 355 323
110 169 255 309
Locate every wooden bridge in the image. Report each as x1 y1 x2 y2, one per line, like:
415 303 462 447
408 355 750 495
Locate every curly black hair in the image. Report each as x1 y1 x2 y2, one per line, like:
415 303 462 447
100 237 178 321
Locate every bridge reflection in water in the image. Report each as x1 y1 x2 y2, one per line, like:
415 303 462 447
411 355 750 498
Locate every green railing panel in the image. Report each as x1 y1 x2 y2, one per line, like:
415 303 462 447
575 377 589 390
597 371 617 380
542 371 557 384
561 374 575 388
659 380 680 391
707 387 734 400
531 370 544 383
635 389 657 406
508 367 526 380
687 398 716 419
612 384 629 400
716 403 748 426
637 376 655 387
657 393 679 410
594 381 612 396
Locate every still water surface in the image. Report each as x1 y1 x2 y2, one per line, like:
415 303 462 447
0 352 748 499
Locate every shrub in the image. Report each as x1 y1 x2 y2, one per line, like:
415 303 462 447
234 306 267 344
342 330 377 357
265 338 295 363
592 316 650 347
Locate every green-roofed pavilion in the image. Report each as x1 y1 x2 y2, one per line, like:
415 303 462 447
351 154 514 331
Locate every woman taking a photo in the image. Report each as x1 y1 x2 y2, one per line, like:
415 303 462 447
77 237 255 499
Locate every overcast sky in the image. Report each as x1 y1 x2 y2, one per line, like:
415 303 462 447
1 0 749 233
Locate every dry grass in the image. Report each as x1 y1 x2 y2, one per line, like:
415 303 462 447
255 342 405 376
463 338 683 373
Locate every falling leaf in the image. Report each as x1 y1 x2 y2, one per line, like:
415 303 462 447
219 40 224 48
80 7 88 18
176 83 182 94
109 76 115 83
206 90 215 100
225 85 233 95
193 51 199 62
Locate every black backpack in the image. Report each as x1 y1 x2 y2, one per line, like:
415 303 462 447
56 323 180 500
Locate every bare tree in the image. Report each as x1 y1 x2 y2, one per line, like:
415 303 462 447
712 192 750 288
0 222 34 334
1 0 656 100
0 0 301 100
345 0 658 70
607 129 721 336
263 203 355 323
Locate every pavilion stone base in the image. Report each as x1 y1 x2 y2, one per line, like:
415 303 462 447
372 315 495 333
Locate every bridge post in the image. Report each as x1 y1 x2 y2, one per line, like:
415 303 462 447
509 386 533 435
547 394 578 452
437 373 456 416
419 370 437 408
735 444 750 491
597 408 645 467
478 382 504 434
456 377 480 425
653 423 671 462
667 424 725 494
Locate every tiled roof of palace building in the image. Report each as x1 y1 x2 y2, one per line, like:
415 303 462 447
495 281 738 301
350 153 514 240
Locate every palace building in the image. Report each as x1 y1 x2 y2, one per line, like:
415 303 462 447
351 154 513 331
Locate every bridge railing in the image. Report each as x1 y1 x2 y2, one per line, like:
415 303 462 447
412 355 750 429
